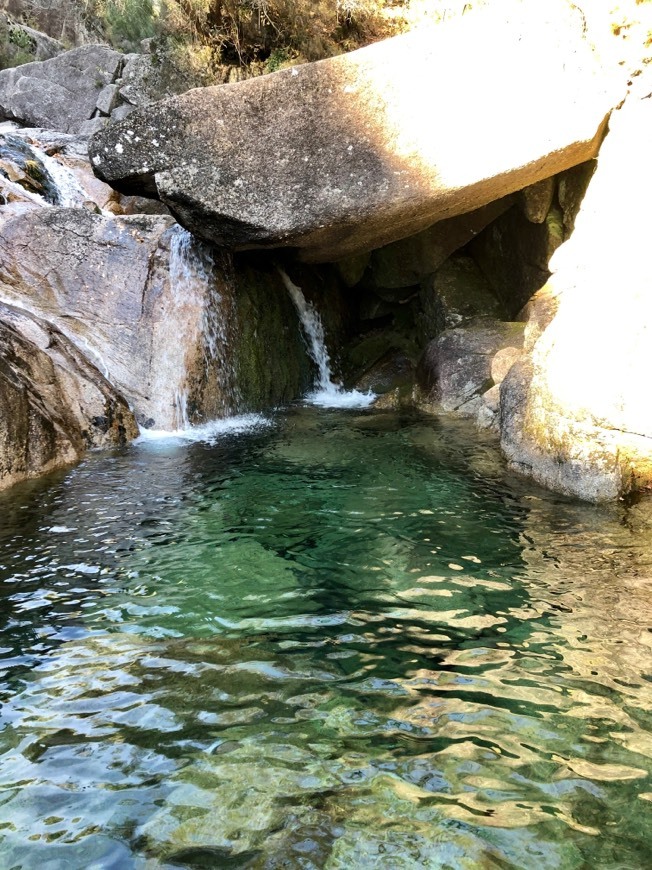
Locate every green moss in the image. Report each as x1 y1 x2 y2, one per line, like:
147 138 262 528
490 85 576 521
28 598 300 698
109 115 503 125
232 257 312 411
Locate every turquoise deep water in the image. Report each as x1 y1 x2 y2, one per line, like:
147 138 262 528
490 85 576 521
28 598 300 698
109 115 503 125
0 408 651 869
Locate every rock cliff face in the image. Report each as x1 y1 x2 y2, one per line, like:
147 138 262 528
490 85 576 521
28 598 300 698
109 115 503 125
0 302 137 489
0 207 202 430
89 0 618 262
499 78 652 501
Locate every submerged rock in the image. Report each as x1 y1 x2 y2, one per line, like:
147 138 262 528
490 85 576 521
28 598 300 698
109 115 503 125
0 303 137 491
500 79 652 501
90 0 618 263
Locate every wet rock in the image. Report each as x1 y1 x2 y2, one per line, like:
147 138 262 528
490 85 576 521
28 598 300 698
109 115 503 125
7 127 170 215
0 206 312 427
0 303 137 492
344 329 419 386
0 132 59 202
418 320 524 418
0 45 124 134
90 0 618 262
356 349 414 393
499 85 652 500
228 257 313 412
416 255 505 346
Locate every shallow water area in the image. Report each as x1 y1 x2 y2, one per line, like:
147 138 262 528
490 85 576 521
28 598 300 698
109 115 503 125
0 407 651 869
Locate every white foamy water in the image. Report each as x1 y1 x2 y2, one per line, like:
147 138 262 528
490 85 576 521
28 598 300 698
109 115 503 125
37 150 89 207
135 414 271 446
279 268 375 409
167 227 239 427
306 387 376 408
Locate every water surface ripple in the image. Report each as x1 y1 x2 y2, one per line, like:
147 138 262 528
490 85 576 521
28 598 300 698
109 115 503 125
0 409 651 869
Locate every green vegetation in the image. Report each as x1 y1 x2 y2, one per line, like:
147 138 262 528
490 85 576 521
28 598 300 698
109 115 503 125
1 1 489 76
0 17 36 69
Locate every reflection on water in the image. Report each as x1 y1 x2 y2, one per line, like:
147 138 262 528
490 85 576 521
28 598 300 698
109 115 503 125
0 408 650 869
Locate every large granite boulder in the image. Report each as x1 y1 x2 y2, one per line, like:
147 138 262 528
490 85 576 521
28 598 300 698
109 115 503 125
0 303 137 491
0 44 124 134
90 0 619 263
500 77 652 501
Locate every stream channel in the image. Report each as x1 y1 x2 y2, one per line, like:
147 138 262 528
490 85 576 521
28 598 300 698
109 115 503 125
1 129 651 868
0 406 651 868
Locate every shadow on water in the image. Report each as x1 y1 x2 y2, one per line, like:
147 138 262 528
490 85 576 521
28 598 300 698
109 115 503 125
0 408 651 868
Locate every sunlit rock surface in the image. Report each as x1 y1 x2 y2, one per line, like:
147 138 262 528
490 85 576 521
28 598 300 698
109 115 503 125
0 303 137 491
90 0 619 263
500 77 652 500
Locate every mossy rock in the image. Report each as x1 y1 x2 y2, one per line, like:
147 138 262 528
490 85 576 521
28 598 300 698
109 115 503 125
231 256 313 411
343 329 420 386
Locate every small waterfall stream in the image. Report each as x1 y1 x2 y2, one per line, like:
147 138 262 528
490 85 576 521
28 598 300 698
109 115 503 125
279 268 374 408
0 126 108 211
37 150 90 208
166 227 241 431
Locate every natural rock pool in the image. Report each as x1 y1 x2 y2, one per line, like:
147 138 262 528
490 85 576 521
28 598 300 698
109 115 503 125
0 408 650 869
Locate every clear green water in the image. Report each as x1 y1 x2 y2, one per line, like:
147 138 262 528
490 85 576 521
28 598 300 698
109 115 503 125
0 408 651 869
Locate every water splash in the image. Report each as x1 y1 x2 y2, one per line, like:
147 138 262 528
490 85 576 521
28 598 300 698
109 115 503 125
135 413 271 445
279 268 375 408
37 150 89 208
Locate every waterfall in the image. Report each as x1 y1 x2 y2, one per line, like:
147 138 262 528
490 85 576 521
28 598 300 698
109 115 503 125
37 150 89 208
0 126 105 210
279 268 375 409
168 227 239 429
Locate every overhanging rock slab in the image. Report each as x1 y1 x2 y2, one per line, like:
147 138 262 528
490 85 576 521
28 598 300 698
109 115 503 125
90 0 621 263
